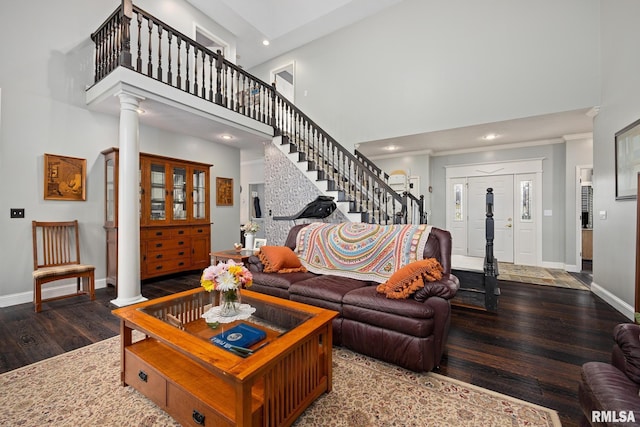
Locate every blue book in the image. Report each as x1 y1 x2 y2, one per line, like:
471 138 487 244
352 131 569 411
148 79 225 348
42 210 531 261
211 323 267 354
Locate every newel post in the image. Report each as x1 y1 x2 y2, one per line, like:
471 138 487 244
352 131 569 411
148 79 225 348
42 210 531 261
119 0 133 68
484 188 495 275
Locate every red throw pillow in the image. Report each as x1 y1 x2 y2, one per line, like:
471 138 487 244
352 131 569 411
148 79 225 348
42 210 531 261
258 246 307 273
376 258 443 299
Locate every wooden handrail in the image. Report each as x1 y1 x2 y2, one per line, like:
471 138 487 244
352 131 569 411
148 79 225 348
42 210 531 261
90 2 426 224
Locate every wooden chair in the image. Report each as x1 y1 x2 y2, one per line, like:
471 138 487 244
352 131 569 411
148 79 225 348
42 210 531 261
32 220 95 312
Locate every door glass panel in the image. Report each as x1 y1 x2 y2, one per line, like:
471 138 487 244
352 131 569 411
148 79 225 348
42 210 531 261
193 169 206 219
106 159 115 222
150 163 166 221
454 183 464 221
520 180 532 221
173 167 187 220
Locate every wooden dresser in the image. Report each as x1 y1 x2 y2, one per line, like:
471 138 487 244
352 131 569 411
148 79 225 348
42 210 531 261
102 148 212 285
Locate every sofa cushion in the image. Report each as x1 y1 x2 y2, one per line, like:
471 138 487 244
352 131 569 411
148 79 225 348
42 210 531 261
250 271 318 290
343 286 436 319
258 246 307 273
376 258 443 299
289 275 371 304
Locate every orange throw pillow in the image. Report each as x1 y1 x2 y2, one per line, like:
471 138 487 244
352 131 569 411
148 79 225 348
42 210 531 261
376 258 443 299
258 246 308 273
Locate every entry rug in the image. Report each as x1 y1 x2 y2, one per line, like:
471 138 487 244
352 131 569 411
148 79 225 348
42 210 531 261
0 336 561 427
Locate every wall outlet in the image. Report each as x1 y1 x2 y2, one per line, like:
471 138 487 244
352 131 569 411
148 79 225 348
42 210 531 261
10 208 25 218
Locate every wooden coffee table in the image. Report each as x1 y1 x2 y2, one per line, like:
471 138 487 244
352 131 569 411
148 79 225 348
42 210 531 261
113 289 337 427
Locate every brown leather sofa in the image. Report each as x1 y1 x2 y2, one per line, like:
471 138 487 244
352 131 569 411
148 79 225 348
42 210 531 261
578 323 640 426
247 224 459 372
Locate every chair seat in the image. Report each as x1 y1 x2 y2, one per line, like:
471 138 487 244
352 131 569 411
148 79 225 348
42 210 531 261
33 264 95 280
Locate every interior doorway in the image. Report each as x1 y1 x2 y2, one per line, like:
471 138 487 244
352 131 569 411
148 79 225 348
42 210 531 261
577 166 593 272
271 62 295 103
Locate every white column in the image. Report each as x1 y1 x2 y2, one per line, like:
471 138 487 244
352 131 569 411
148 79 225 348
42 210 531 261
111 92 147 307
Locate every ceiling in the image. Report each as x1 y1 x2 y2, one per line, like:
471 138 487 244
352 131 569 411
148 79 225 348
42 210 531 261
167 1 595 159
356 108 596 159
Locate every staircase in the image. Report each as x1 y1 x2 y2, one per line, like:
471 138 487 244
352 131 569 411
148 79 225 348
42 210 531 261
90 1 425 225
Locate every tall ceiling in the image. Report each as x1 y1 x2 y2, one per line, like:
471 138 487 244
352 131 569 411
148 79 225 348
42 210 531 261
181 0 595 158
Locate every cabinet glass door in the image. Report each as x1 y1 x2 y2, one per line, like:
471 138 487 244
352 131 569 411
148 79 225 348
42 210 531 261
150 163 166 221
172 166 187 221
193 168 207 220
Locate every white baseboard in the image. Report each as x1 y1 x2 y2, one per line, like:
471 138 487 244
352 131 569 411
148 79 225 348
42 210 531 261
0 278 108 308
591 280 635 321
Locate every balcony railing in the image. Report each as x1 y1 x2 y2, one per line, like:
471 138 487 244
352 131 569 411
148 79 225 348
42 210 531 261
90 0 424 224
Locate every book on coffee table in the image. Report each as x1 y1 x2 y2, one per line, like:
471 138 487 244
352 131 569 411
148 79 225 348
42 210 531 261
211 323 267 355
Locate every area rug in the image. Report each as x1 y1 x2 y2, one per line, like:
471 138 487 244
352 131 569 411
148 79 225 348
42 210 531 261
0 336 561 427
498 262 590 291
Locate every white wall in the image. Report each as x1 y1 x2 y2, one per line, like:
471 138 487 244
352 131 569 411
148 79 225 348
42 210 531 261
0 0 240 302
250 0 600 151
591 0 640 319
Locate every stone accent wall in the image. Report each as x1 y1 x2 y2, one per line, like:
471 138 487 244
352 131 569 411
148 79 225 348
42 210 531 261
263 141 346 245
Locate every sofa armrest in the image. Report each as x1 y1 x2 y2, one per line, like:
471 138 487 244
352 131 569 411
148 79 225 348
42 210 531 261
413 274 460 302
246 255 264 273
613 323 640 384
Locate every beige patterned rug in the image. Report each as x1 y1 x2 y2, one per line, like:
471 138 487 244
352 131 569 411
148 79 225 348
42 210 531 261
498 262 590 290
0 336 561 426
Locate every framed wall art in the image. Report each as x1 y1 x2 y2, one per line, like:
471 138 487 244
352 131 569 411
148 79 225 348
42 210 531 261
216 177 233 206
615 118 640 200
44 154 86 201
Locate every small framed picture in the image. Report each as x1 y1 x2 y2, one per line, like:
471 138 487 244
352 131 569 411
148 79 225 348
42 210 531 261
253 238 267 250
44 154 86 201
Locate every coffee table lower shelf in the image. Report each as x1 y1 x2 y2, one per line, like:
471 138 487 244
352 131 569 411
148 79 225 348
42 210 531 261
125 338 264 427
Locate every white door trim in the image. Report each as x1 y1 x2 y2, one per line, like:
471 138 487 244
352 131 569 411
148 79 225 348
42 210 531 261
445 158 543 266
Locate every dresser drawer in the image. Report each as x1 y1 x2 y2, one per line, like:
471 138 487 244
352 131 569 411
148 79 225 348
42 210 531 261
190 226 210 236
146 258 190 275
146 238 189 251
124 349 167 408
146 247 190 261
142 228 172 240
167 383 234 427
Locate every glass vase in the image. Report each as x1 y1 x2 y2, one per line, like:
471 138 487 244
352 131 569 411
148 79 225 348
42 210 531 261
219 288 241 317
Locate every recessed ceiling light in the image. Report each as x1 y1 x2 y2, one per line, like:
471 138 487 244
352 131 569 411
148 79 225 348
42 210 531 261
262 39 270 46
384 145 399 151
136 108 146 114
482 133 499 141
221 134 233 140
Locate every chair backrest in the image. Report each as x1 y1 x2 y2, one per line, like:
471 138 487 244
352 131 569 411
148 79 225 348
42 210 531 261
32 220 82 270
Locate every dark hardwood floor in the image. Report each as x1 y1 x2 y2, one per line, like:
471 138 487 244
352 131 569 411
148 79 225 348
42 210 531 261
0 272 628 426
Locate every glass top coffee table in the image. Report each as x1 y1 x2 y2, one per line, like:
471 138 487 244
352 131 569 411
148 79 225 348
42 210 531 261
113 288 337 427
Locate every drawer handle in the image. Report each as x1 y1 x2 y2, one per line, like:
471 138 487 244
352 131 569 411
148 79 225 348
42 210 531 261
155 254 163 259
138 370 148 382
178 262 185 266
178 251 185 256
196 228 204 233
192 410 205 425
155 243 163 248
178 241 184 245
156 265 163 270
155 231 162 236
177 230 185 235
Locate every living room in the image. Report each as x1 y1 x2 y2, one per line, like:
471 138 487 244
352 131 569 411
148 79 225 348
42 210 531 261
0 0 639 425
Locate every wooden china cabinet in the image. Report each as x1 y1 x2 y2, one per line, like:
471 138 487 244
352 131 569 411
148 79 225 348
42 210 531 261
102 148 212 287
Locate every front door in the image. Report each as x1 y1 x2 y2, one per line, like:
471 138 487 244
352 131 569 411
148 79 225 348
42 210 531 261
468 175 514 263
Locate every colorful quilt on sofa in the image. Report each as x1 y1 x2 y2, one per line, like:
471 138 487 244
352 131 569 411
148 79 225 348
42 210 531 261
295 222 433 283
